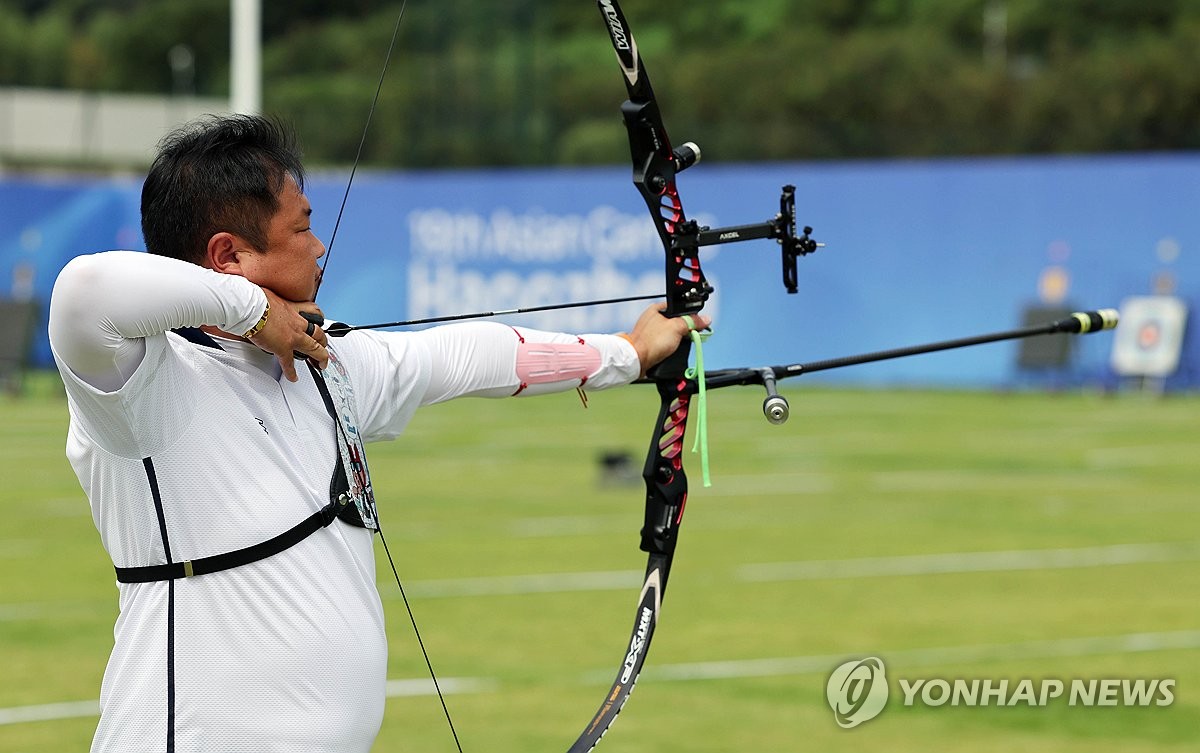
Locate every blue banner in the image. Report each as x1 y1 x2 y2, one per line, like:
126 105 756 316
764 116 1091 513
5 153 1198 388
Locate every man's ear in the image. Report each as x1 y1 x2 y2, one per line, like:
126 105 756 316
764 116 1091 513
206 232 245 275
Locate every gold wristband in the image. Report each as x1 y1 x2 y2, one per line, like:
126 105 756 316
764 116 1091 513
242 300 270 339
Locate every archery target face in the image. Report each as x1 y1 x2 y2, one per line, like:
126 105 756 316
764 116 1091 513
1110 296 1188 377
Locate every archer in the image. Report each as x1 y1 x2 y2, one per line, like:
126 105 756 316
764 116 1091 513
48 113 706 753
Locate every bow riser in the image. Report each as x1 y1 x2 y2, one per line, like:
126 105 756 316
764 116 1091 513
620 103 711 320
641 380 690 556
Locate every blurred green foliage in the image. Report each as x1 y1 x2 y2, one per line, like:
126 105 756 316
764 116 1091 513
2 0 1200 166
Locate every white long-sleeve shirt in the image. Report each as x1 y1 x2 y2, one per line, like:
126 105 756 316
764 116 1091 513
48 250 641 753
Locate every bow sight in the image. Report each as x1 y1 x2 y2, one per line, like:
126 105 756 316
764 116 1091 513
619 101 824 313
691 184 824 295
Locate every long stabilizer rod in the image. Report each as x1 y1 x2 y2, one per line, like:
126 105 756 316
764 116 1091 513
698 309 1119 422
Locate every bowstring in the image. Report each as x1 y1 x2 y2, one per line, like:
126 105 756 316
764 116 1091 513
378 526 465 753
329 397 465 753
313 3 466 751
315 1 409 298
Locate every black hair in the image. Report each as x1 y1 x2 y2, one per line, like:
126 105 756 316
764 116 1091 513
141 114 306 264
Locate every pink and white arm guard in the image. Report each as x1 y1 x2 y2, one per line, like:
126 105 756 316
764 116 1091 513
397 322 642 404
511 328 638 396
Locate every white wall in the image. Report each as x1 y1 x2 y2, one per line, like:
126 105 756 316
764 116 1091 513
0 88 229 166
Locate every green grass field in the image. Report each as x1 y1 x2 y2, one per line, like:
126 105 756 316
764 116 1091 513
2 374 1198 752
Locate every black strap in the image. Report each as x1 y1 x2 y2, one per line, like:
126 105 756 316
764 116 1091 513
116 346 363 583
170 327 225 350
115 494 349 583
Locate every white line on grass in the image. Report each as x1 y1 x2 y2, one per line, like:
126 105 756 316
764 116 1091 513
0 676 496 726
22 540 1177 622
0 604 50 621
0 600 113 623
385 676 498 696
643 630 1200 683
1085 444 1200 469
7 544 1194 725
698 473 834 497
738 541 1200 582
0 540 39 558
397 569 642 599
869 469 1147 492
386 541 1200 600
0 700 99 726
4 630 1196 726
508 515 633 538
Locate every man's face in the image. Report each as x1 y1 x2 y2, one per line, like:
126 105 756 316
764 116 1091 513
236 175 325 303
